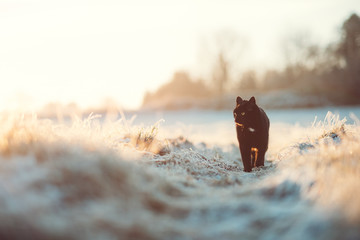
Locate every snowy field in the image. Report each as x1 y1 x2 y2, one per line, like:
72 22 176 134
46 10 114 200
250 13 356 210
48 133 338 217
0 106 359 239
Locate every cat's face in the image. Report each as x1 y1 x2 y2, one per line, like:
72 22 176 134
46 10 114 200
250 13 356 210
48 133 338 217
233 96 258 126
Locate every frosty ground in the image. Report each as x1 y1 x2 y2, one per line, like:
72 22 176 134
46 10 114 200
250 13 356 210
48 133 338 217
0 107 359 240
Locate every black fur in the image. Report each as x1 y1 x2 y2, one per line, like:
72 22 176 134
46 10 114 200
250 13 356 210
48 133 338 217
233 96 270 172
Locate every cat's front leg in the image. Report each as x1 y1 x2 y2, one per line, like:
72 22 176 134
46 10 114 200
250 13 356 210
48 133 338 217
240 146 252 172
255 149 265 167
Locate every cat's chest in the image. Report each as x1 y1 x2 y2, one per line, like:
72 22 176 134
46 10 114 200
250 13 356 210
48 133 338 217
237 124 257 136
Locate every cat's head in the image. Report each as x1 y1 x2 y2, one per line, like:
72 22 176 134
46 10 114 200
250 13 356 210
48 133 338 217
233 96 259 124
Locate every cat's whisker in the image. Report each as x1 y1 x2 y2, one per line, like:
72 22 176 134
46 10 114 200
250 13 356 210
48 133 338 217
235 122 244 128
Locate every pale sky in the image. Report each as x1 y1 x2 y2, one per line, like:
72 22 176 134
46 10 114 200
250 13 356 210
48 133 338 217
1 0 359 111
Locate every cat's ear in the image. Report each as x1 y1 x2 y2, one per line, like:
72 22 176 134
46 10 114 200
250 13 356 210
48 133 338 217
249 96 256 104
236 96 243 104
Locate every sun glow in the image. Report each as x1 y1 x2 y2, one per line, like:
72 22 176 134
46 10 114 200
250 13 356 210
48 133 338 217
0 0 359 112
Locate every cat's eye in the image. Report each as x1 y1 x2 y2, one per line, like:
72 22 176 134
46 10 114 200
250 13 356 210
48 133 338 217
241 112 245 116
234 112 237 118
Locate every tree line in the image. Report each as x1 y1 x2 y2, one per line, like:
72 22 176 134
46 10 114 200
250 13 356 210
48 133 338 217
143 13 360 109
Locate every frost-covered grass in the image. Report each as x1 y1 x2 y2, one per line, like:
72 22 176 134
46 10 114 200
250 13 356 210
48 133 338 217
0 111 359 240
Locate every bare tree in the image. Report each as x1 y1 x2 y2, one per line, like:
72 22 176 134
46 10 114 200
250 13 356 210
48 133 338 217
279 31 328 89
239 70 257 90
280 31 322 70
200 30 247 96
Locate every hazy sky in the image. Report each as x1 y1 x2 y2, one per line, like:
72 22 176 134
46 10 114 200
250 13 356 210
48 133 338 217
1 0 359 111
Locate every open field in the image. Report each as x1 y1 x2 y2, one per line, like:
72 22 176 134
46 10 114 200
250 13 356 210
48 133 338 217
0 108 359 240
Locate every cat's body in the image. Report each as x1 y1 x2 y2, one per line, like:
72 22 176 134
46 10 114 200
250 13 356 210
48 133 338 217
233 96 270 172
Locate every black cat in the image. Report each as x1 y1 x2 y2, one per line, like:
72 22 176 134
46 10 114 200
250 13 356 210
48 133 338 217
233 96 270 172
